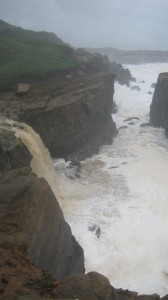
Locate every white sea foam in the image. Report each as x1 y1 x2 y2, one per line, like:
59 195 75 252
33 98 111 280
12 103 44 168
56 63 168 296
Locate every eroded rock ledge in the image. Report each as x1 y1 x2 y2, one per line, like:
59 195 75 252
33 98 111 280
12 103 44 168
0 72 117 160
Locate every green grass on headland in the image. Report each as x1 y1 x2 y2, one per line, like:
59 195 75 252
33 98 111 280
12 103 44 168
0 24 80 89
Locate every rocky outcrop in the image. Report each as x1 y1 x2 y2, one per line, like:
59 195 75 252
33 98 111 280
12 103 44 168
109 62 135 86
75 48 136 85
0 128 84 280
0 128 32 173
150 73 168 129
0 249 115 300
131 85 141 91
0 73 117 160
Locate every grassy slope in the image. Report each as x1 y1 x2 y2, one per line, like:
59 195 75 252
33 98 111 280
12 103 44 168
0 22 80 88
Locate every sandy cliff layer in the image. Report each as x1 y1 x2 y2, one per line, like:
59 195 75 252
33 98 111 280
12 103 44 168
0 73 117 160
0 128 84 281
150 73 168 132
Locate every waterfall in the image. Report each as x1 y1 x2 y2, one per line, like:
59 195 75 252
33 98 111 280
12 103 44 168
0 117 63 200
0 117 84 206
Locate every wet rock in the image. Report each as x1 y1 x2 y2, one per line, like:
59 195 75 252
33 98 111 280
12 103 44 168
54 272 116 300
116 288 138 300
66 159 82 179
124 117 139 122
109 62 136 86
140 123 152 128
119 126 128 130
109 166 119 169
128 122 135 125
0 129 32 173
151 83 156 88
95 226 101 238
88 224 101 238
69 160 82 172
148 91 153 95
131 85 141 91
150 73 168 129
137 294 160 300
122 162 127 165
112 101 118 114
88 224 98 232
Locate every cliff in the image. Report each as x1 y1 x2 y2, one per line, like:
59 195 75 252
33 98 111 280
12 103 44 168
150 73 168 131
0 127 84 280
0 73 117 160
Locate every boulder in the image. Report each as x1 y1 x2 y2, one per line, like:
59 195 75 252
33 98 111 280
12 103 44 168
88 224 101 238
112 101 118 114
131 85 141 91
124 117 139 122
119 126 128 130
140 122 152 128
17 83 30 94
53 272 116 300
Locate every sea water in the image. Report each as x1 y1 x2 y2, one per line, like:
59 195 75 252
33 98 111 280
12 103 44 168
54 63 168 296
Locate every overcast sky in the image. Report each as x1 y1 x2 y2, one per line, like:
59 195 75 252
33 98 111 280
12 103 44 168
0 0 168 50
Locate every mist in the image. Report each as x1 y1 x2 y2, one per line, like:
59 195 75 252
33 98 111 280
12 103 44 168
0 0 168 50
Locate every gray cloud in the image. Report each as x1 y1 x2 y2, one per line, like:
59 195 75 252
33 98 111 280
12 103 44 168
0 0 168 50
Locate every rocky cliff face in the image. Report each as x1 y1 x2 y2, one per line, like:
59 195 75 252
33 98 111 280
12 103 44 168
0 128 84 280
75 48 136 85
0 73 117 160
150 73 168 130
